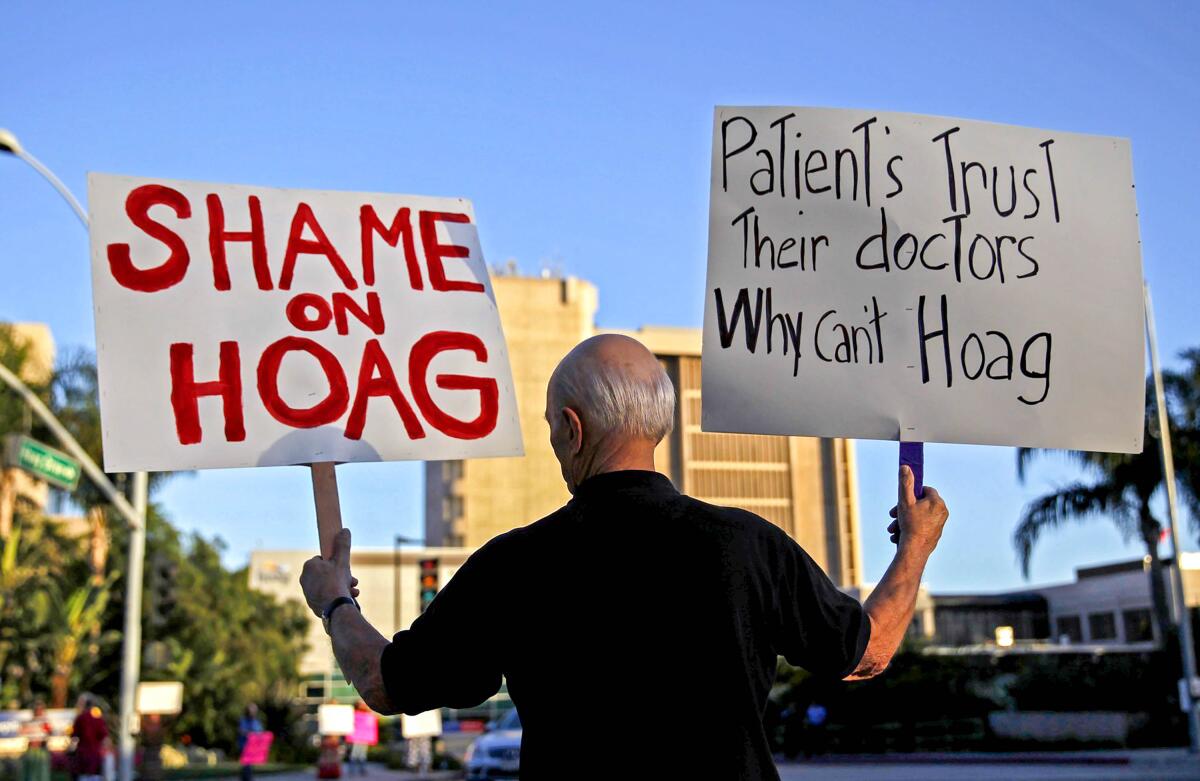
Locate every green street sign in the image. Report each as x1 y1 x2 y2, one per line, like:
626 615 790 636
3 434 81 491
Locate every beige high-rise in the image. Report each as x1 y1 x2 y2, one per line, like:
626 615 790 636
424 274 863 587
0 323 56 536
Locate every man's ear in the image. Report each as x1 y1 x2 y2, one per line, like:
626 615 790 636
562 407 584 455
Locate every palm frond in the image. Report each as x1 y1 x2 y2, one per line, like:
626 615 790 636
1014 482 1126 578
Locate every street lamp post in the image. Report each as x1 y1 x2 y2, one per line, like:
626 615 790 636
1145 283 1200 753
1 128 150 781
394 534 418 633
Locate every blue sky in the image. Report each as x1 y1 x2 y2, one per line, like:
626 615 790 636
2 2 1197 591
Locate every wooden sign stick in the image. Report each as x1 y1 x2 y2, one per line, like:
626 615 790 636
311 462 343 559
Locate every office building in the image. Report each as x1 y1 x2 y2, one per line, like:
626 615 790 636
249 547 472 679
920 554 1200 653
0 322 56 536
424 273 862 587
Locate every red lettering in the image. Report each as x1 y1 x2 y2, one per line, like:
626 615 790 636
257 336 349 427
285 293 334 332
360 205 422 289
419 211 484 293
345 339 426 441
169 341 245 445
332 291 385 336
279 202 358 291
107 184 192 292
409 331 498 439
206 194 273 291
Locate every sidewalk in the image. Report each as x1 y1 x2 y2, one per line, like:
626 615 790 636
779 747 1199 766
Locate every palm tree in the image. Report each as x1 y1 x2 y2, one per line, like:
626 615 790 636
44 347 183 580
1165 349 1200 521
48 577 118 708
1014 360 1200 643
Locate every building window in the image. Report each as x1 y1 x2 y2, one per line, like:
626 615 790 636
1088 611 1117 641
1122 608 1154 642
441 495 464 521
1055 615 1082 643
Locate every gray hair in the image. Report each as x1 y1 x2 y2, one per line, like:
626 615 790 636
551 360 676 443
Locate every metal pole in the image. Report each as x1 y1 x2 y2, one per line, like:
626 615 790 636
394 535 401 633
118 470 148 781
2 134 150 779
1145 283 1200 753
393 535 417 632
0 363 140 528
11 147 89 228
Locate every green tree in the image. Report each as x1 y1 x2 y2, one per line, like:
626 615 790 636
2 327 307 746
0 512 105 706
0 323 38 435
1014 360 1200 642
91 508 311 752
1164 349 1200 525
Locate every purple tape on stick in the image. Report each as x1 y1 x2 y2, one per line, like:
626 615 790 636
899 441 924 499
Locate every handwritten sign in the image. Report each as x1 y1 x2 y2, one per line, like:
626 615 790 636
400 709 442 739
317 704 355 736
351 711 378 745
702 107 1145 453
240 731 273 765
88 174 523 471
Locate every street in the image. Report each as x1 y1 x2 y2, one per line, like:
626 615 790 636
215 753 1200 781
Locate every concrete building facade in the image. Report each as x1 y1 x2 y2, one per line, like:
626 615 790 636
0 323 57 536
424 273 863 587
249 547 472 678
920 554 1200 653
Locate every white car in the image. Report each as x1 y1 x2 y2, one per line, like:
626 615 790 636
464 709 521 780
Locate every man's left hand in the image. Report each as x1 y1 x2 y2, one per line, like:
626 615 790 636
300 528 361 617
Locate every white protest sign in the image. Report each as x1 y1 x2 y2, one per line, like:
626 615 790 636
89 174 523 472
317 703 355 736
135 681 183 714
400 709 442 739
703 107 1145 453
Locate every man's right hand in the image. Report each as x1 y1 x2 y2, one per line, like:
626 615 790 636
886 465 949 555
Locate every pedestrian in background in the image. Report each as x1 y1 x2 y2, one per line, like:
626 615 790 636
69 694 107 781
139 713 165 781
803 700 828 758
20 701 51 781
346 701 375 776
237 704 263 781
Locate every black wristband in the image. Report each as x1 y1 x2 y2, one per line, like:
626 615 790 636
323 595 360 621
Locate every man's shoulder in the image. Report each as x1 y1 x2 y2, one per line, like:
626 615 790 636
678 493 794 542
470 494 793 559
471 504 579 556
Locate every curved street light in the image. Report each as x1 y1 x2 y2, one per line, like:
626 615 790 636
0 128 88 227
1 127 148 781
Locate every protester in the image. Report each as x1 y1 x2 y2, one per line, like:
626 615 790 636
20 701 51 781
139 713 165 781
69 695 107 781
345 701 374 776
316 734 342 779
802 700 828 758
301 334 950 780
237 704 263 781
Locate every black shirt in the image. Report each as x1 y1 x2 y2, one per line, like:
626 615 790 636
380 470 870 780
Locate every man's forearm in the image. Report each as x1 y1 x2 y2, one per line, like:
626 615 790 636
845 545 929 680
330 606 396 713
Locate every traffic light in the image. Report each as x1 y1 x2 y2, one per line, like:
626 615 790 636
145 550 178 631
418 558 438 613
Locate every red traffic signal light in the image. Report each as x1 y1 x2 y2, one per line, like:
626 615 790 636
418 558 439 613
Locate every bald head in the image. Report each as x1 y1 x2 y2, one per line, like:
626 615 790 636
549 334 675 446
